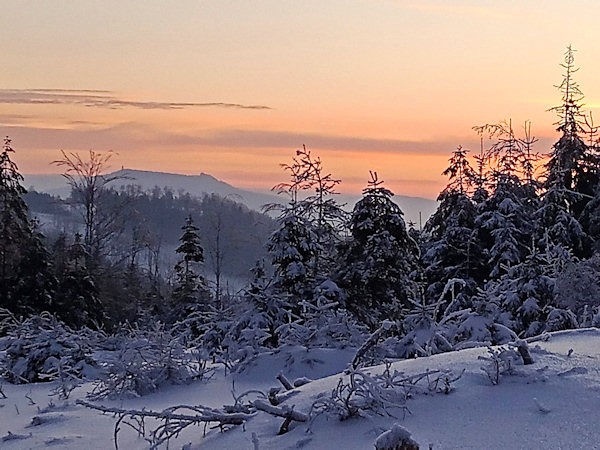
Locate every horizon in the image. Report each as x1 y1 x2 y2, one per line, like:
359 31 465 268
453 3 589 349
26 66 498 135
22 167 439 201
5 1 600 198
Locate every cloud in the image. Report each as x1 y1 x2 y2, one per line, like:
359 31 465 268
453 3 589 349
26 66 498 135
0 89 271 110
0 122 481 155
2 122 556 158
177 129 479 155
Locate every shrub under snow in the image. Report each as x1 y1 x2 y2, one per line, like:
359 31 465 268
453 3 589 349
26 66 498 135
0 310 97 384
88 322 210 399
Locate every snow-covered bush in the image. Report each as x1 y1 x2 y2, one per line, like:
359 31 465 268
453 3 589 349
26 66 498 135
41 356 82 399
88 322 209 399
555 255 600 316
478 346 520 385
543 307 579 332
0 311 97 384
375 424 419 450
279 280 367 349
310 366 408 421
388 294 453 359
173 304 235 362
441 308 517 348
310 362 461 423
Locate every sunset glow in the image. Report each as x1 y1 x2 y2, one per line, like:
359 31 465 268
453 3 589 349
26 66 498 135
5 0 600 198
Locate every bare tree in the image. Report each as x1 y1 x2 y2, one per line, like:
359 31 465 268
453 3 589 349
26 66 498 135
52 150 129 262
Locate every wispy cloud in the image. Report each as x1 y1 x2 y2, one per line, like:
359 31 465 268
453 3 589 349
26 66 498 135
2 122 480 155
180 129 481 155
2 122 558 157
0 89 271 110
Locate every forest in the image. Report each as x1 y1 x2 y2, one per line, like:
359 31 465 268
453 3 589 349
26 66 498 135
1 46 600 449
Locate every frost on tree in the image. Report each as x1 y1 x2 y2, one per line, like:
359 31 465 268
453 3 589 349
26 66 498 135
172 214 210 318
424 147 485 311
337 172 416 329
0 137 55 315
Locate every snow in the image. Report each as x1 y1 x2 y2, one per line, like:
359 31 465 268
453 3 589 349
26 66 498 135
1 329 600 449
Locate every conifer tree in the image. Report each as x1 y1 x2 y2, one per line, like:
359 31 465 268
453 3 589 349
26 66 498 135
53 233 103 328
0 137 29 306
484 239 574 337
0 137 55 313
474 121 536 278
236 260 291 349
543 46 598 222
266 146 344 314
538 47 593 256
337 172 416 328
269 146 345 281
172 215 208 313
267 211 321 300
424 148 484 310
13 219 56 315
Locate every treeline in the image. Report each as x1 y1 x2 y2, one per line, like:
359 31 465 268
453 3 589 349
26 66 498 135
219 47 600 358
1 146 274 329
23 185 275 278
2 47 600 361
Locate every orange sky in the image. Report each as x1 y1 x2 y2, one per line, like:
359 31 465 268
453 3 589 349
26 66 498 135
3 1 600 198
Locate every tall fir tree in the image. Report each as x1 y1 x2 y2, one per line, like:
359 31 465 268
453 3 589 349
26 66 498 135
172 215 209 316
337 172 416 328
538 47 594 256
267 211 321 302
52 233 103 328
474 121 537 278
0 137 55 313
269 146 345 286
545 46 599 219
424 148 484 311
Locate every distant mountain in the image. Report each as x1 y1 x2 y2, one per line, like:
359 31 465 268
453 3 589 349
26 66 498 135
23 174 72 198
110 169 282 213
24 170 281 213
23 169 437 223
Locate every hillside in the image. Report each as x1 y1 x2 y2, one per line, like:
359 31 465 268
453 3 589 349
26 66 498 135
23 170 437 223
1 329 598 449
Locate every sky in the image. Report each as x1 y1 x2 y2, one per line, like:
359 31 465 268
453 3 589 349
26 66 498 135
3 0 600 198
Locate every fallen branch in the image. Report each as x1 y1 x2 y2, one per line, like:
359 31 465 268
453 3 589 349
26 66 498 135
352 320 396 369
277 372 294 391
253 399 307 434
76 400 255 449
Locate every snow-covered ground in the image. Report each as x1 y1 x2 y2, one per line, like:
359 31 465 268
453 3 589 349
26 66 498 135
1 330 599 449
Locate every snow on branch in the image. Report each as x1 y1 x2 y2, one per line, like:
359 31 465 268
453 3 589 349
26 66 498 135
76 400 255 450
351 320 396 369
253 399 308 434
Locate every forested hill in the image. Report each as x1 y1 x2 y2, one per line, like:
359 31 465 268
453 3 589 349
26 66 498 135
23 169 437 224
23 187 276 279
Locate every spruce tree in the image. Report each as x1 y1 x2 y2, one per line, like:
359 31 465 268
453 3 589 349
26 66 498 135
545 46 598 219
269 146 345 284
474 121 537 278
0 137 54 313
337 172 416 328
267 211 321 300
13 219 56 315
53 233 103 328
172 215 208 315
538 47 596 257
424 148 484 311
